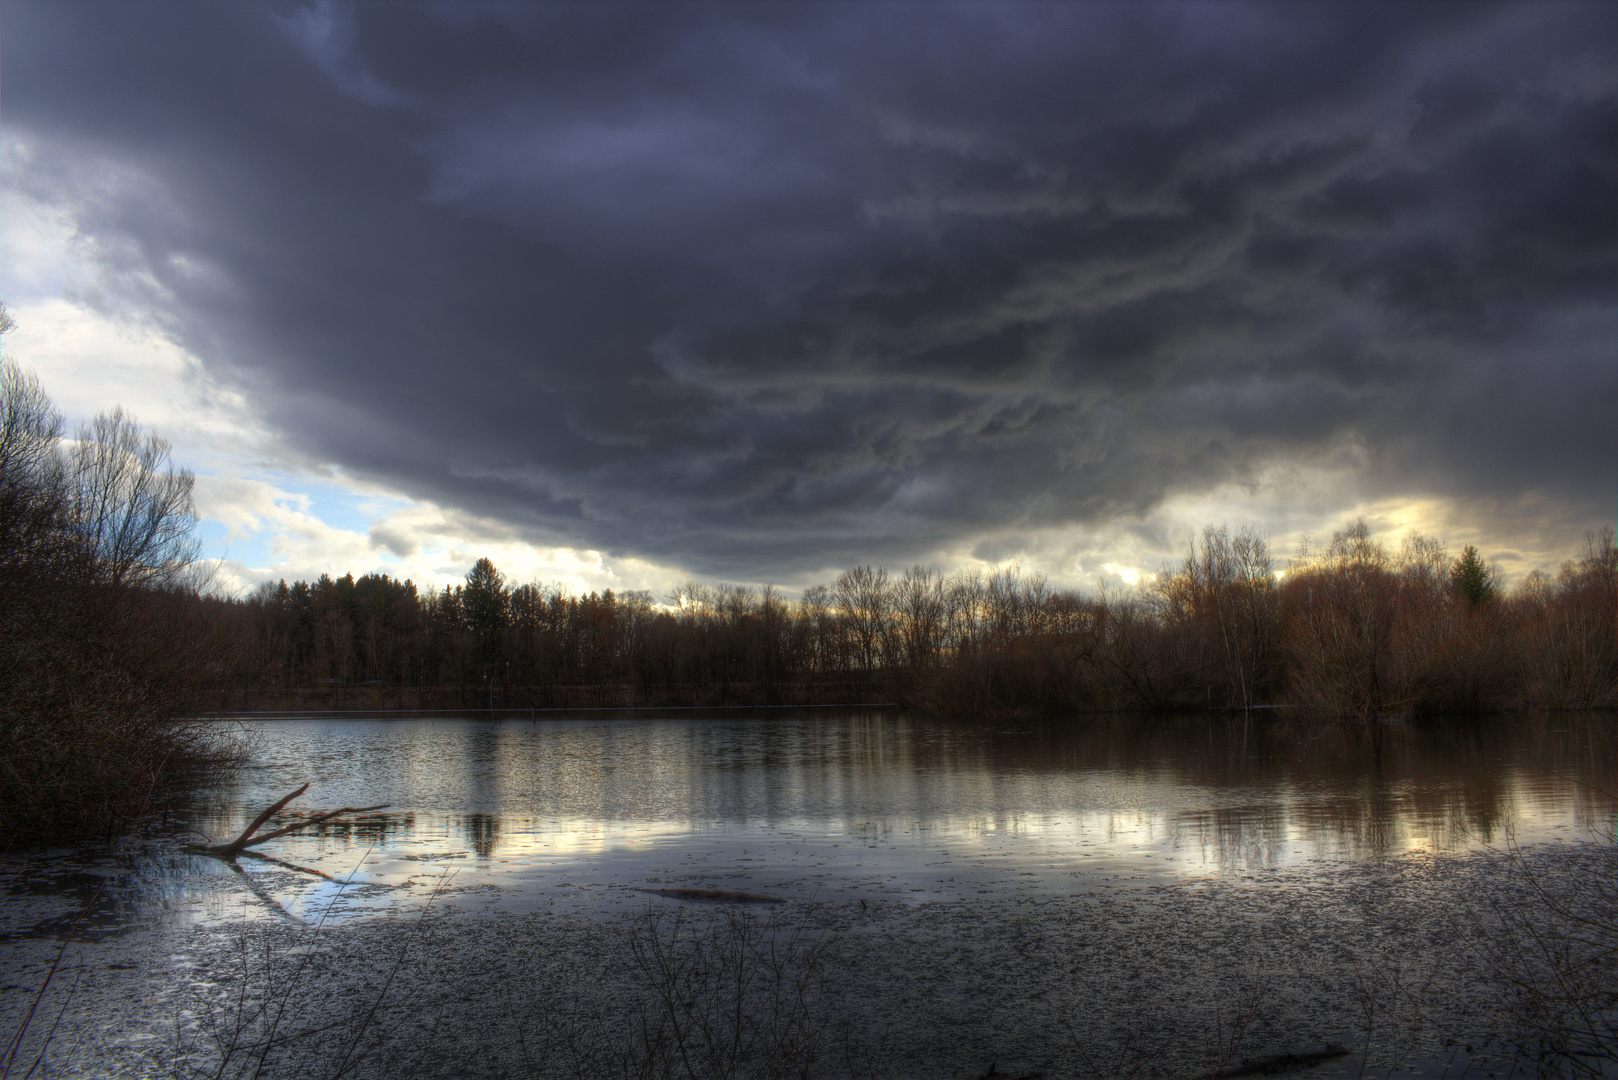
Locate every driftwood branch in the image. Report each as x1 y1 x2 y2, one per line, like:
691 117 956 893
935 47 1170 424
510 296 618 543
1199 1045 1349 1079
229 803 390 850
203 784 388 857
213 782 308 855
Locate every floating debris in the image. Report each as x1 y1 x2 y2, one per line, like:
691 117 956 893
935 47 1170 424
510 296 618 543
1202 1045 1351 1078
968 1062 1042 1080
633 887 785 904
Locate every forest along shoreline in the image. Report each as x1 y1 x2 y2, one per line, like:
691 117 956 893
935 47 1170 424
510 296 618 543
220 523 1614 720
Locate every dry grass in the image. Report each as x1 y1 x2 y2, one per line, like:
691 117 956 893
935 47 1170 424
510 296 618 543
168 859 453 1080
1470 831 1618 1078
530 906 832 1080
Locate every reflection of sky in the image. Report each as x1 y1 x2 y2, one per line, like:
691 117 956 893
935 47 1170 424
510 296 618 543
173 713 1617 922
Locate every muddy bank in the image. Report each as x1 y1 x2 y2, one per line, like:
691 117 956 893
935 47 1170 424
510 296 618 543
6 841 1606 1079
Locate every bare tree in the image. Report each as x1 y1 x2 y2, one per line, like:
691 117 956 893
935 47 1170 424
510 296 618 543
893 565 945 670
1284 520 1401 717
65 407 199 589
944 568 986 654
0 359 67 570
834 565 891 672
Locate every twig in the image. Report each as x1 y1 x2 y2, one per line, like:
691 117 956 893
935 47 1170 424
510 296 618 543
1203 974 1270 1080
0 878 106 1079
22 961 89 1080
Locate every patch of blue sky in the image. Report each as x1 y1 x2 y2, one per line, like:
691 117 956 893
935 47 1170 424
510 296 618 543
282 471 411 535
195 517 235 553
193 464 423 571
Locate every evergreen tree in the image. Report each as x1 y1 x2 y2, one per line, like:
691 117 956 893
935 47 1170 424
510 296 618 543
1450 545 1496 607
462 557 508 661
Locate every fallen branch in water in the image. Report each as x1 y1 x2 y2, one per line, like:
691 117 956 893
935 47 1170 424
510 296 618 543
201 784 387 857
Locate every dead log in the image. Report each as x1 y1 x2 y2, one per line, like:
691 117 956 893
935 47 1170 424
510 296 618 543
210 782 309 854
202 784 388 857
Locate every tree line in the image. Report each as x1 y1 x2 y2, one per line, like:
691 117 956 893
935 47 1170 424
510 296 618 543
217 522 1616 717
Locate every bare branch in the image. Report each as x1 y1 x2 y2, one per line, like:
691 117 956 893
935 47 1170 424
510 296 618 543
228 803 389 852
207 783 309 856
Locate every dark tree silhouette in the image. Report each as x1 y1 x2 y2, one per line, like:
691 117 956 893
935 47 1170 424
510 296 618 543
1 355 235 844
462 556 508 664
1451 545 1496 607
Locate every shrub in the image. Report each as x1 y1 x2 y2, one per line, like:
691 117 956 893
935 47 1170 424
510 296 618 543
0 357 238 845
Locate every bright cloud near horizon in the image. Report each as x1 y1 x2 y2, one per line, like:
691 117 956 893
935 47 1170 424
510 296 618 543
2 2 1613 598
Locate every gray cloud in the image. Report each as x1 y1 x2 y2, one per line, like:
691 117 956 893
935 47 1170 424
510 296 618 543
5 1 1614 578
367 522 418 559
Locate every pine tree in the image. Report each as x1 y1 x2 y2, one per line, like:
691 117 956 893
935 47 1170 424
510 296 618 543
462 557 508 661
1450 545 1495 607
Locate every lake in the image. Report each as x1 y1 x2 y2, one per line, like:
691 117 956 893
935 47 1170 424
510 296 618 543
3 710 1614 1078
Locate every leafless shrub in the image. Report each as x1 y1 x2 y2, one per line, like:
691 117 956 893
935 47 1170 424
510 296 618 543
534 906 831 1080
1200 973 1271 1080
1344 960 1440 1080
1069 1025 1155 1080
1470 831 1618 1079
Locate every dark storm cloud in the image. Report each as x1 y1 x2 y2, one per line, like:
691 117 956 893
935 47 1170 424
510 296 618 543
6 2 1614 576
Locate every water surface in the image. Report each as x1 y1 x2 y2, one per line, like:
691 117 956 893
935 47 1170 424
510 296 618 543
172 710 1617 922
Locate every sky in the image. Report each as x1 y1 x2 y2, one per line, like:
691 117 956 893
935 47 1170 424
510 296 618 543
2 1 1613 598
